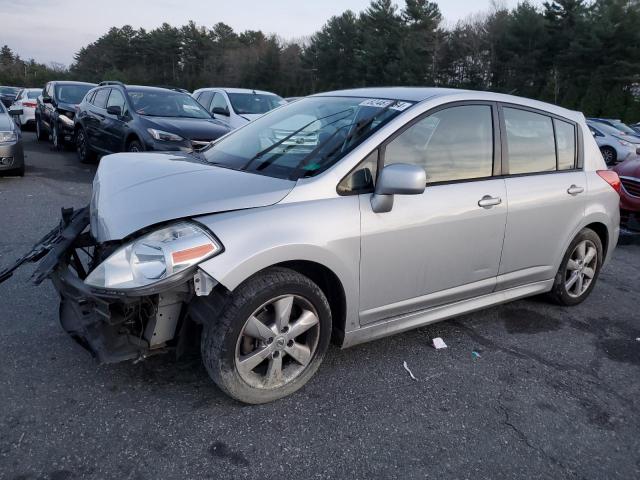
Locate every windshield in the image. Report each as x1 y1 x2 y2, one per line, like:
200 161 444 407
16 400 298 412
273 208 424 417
202 96 414 180
55 84 93 104
128 89 212 118
0 86 20 96
594 121 640 141
228 93 286 115
608 120 638 135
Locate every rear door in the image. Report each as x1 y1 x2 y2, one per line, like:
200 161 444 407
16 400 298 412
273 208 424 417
497 105 585 289
357 103 508 324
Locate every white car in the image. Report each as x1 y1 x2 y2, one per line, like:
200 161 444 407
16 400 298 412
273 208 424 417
587 120 640 166
192 87 286 130
12 88 41 129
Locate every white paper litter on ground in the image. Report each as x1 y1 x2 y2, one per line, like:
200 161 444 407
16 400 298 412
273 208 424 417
432 337 447 349
403 361 418 381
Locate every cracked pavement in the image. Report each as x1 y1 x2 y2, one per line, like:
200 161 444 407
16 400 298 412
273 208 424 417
1 133 639 479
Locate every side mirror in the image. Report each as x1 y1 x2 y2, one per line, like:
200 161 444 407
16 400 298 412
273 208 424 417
212 106 229 116
8 107 23 116
42 96 52 104
371 163 426 213
106 105 122 116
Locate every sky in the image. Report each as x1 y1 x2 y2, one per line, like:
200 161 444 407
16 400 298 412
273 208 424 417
0 0 540 66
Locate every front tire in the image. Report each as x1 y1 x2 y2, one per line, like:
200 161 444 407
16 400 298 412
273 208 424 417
52 121 62 150
35 116 47 141
127 139 143 152
75 127 95 164
549 228 603 306
600 146 616 166
201 267 332 404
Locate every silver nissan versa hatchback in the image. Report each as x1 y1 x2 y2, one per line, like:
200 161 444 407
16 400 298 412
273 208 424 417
0 87 621 404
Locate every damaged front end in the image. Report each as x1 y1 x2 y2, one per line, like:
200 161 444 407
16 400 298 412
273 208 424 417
0 206 221 364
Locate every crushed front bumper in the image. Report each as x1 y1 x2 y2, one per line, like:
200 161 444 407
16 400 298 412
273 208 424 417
0 206 194 363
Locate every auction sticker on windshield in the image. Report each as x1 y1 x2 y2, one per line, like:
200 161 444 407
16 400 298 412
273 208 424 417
359 99 412 111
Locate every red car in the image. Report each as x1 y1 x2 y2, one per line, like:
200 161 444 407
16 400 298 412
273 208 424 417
613 157 640 230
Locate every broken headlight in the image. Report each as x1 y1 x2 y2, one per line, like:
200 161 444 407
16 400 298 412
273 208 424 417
85 222 221 290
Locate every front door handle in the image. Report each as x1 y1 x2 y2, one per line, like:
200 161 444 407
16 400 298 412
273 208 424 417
478 195 502 208
567 185 584 195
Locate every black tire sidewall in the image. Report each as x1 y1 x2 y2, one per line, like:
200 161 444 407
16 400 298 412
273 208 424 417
202 268 332 404
128 140 143 152
551 228 603 306
76 128 92 163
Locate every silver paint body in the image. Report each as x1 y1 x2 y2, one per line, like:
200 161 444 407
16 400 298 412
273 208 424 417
90 88 620 347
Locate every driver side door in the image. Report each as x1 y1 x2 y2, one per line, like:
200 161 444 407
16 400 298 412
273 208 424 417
357 103 507 325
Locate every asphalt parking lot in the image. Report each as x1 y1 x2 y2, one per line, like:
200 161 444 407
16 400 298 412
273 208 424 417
1 133 639 480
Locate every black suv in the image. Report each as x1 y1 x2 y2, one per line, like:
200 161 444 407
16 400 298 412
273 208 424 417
35 81 96 149
74 82 231 163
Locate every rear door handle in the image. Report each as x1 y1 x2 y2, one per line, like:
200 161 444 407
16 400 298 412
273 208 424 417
567 185 584 195
478 195 502 208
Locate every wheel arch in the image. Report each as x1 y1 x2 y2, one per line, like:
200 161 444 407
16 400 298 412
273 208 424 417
583 221 609 259
124 132 142 151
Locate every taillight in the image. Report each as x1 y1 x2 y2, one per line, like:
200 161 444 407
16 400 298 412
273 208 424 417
597 170 621 194
23 101 36 108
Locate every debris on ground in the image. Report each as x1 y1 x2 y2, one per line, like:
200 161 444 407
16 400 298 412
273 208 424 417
432 337 447 349
403 361 418 381
472 350 482 359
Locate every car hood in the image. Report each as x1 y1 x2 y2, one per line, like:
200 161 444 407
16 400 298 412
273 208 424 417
0 113 14 131
238 113 263 123
613 157 640 178
57 102 78 114
90 152 295 242
144 116 230 140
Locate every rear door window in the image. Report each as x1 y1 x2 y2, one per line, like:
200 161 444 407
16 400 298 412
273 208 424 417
504 108 556 174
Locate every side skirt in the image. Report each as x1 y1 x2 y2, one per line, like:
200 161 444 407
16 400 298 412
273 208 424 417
341 279 554 348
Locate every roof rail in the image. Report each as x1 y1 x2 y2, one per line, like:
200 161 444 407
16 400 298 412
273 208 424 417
98 81 125 87
155 85 190 94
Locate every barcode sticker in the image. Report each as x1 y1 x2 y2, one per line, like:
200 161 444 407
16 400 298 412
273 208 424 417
359 99 394 108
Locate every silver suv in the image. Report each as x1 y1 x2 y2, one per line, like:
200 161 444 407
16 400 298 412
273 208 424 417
1 88 621 404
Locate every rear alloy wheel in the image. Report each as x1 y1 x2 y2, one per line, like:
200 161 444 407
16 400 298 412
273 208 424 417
600 146 616 166
201 267 332 404
549 228 603 306
76 127 95 164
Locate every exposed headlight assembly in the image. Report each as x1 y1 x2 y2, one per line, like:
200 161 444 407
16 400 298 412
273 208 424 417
85 222 222 291
58 112 74 126
148 128 184 142
0 131 17 143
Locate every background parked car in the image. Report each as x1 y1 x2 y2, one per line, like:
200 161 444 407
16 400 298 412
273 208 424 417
587 117 640 140
192 87 286 129
613 157 640 230
74 82 230 163
0 102 25 176
587 120 640 166
11 88 41 129
630 122 640 135
35 81 96 149
0 86 22 108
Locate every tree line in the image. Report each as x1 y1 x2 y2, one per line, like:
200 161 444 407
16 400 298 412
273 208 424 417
1 0 639 121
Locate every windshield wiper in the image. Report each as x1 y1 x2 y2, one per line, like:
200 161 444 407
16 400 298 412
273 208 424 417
240 107 355 171
289 101 398 180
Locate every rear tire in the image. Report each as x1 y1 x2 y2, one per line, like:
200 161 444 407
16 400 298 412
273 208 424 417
549 228 603 306
76 127 95 164
600 146 616 166
201 267 332 404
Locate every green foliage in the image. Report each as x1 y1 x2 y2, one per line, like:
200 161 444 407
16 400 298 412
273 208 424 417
1 0 638 121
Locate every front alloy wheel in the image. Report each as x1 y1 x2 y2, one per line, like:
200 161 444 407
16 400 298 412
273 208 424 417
201 267 332 404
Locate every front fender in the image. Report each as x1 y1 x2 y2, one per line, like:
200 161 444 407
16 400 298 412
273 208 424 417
194 196 362 332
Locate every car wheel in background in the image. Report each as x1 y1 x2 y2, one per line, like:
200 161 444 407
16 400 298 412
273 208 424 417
75 127 95 164
600 146 616 166
201 267 332 404
35 117 47 141
52 122 62 150
549 228 603 306
127 139 143 152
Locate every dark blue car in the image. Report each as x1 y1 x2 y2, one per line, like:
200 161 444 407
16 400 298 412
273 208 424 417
74 82 231 163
